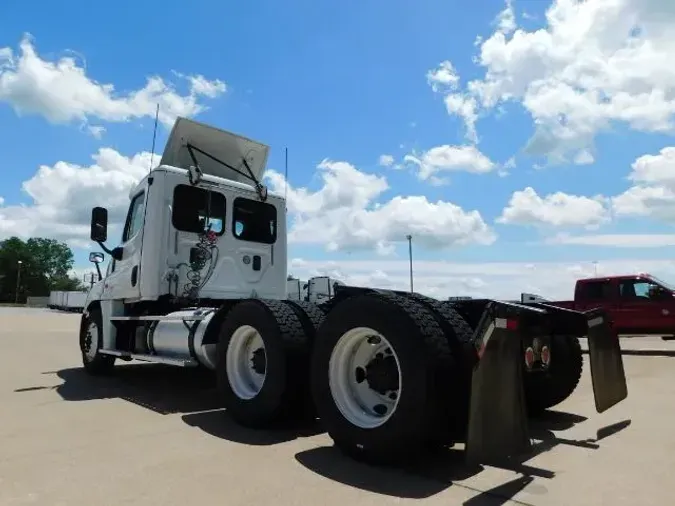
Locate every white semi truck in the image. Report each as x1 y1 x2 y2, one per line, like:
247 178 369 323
79 117 628 465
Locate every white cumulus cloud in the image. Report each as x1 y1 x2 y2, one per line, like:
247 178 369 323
429 0 675 164
612 146 675 222
0 148 157 248
1 150 497 256
0 34 227 133
265 159 496 255
378 154 395 167
547 233 675 248
498 186 610 229
404 145 496 183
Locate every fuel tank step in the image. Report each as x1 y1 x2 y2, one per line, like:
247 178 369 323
99 349 198 367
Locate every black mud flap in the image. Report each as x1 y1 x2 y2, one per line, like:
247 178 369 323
585 308 628 413
464 302 541 465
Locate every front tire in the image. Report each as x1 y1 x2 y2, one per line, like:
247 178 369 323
79 308 116 375
310 293 454 464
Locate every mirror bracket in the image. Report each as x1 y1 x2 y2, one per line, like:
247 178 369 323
111 246 124 261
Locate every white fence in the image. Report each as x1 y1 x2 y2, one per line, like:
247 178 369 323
48 291 87 312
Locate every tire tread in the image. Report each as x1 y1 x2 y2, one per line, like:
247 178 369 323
312 292 455 464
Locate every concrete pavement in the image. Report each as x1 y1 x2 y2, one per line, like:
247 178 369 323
1 308 674 505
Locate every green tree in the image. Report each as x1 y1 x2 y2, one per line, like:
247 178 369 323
0 237 81 303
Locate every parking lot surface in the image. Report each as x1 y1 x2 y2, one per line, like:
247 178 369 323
1 307 674 505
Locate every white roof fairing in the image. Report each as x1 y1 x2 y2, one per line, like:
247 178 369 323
159 117 270 185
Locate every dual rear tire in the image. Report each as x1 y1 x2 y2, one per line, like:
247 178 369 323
310 293 460 463
216 293 469 463
524 334 583 415
215 299 313 428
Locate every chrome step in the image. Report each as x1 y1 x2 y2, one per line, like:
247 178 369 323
99 349 198 367
109 315 207 322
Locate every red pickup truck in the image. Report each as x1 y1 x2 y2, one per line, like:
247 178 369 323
524 274 675 337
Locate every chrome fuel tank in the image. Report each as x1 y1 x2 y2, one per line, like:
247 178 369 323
147 308 218 370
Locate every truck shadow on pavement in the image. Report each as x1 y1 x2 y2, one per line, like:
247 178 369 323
32 365 631 503
37 364 323 446
294 410 632 502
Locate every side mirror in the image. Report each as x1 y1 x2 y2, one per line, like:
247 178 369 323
89 252 105 264
90 207 109 243
657 287 672 299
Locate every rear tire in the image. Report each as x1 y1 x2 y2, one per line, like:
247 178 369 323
524 335 583 414
283 300 327 421
216 299 310 428
79 308 116 375
405 295 477 442
283 300 326 342
310 293 454 464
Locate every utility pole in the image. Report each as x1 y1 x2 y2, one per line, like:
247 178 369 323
406 235 413 293
15 260 22 304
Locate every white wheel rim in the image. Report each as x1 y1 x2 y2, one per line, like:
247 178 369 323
84 322 99 361
328 327 402 429
226 325 267 400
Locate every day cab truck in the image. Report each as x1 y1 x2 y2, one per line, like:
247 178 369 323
526 274 675 339
79 116 628 467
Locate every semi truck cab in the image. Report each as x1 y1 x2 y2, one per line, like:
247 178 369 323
89 118 287 304
84 118 287 352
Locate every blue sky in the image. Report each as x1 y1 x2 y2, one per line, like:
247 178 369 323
2 0 675 299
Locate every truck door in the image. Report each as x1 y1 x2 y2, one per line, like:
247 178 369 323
229 196 279 295
103 189 146 301
167 182 227 299
616 278 668 335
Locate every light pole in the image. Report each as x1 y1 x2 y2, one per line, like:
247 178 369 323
406 234 413 293
15 260 22 304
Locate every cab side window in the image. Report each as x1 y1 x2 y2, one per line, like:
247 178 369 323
619 279 657 299
232 197 277 244
123 192 146 242
172 184 227 235
581 280 612 300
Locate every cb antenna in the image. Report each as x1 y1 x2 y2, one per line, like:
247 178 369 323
149 103 160 172
284 147 289 208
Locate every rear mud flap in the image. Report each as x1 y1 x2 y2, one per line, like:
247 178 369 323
465 315 531 465
464 303 628 465
585 308 628 413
